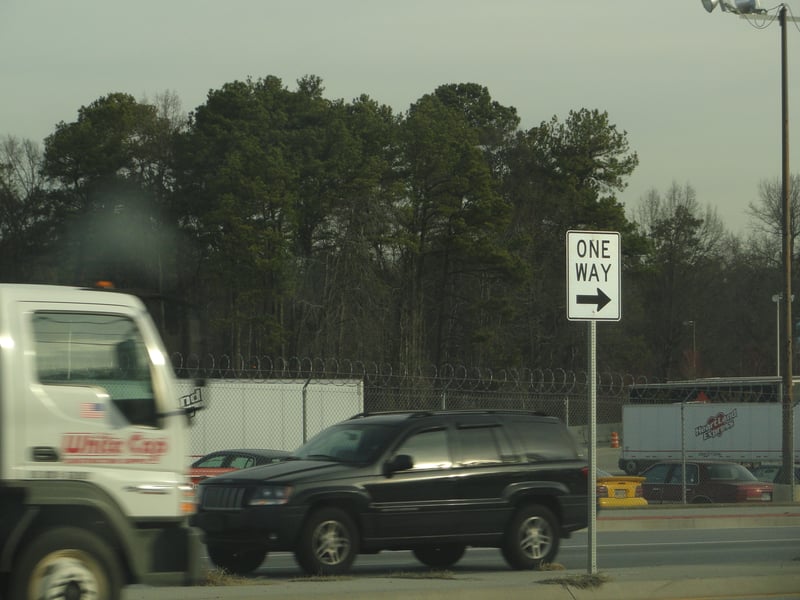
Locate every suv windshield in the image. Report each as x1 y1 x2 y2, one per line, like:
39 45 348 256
294 422 395 463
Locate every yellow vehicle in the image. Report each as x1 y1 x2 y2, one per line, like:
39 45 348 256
597 469 648 507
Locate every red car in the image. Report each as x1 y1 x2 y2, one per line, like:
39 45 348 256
189 448 290 486
641 460 773 504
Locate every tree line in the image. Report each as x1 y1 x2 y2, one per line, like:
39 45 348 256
1 75 796 380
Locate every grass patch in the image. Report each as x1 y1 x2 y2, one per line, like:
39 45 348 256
539 562 566 571
203 568 259 586
383 570 457 580
538 572 610 589
288 574 354 583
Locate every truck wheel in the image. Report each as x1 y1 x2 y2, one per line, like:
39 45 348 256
295 507 359 575
624 460 638 475
412 544 466 568
10 526 122 600
501 505 559 570
207 543 267 575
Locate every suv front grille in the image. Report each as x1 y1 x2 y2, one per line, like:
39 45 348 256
202 486 247 510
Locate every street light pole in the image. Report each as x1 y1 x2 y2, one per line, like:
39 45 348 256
702 1 795 493
773 293 782 377
778 4 795 494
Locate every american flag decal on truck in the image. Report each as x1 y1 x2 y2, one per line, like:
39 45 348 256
80 402 105 419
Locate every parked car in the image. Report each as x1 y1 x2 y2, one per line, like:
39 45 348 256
596 468 647 507
641 460 773 504
191 410 589 576
189 448 291 486
750 463 800 484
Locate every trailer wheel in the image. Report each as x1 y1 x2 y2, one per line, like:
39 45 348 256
10 526 122 600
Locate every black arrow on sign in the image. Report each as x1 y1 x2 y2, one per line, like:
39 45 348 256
576 288 611 311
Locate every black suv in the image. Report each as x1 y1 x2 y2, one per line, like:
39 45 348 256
191 410 588 575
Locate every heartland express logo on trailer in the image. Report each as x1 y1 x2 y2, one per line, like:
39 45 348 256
61 433 169 464
694 409 738 440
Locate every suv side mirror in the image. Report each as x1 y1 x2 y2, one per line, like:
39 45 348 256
384 454 413 476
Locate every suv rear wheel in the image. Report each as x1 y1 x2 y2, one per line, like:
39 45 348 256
502 505 559 569
295 507 359 575
412 544 466 568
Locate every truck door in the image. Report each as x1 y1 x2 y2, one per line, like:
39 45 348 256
15 304 188 519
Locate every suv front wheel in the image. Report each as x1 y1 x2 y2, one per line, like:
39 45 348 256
502 505 559 569
295 507 359 575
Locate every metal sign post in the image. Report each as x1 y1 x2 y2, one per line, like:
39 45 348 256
587 319 597 573
566 230 621 575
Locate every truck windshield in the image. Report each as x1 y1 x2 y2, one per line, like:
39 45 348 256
32 311 159 428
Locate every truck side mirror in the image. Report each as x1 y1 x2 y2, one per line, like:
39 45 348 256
179 384 205 419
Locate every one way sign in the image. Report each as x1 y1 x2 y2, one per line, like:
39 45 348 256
566 230 621 321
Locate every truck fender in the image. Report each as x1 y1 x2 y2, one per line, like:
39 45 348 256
0 480 145 581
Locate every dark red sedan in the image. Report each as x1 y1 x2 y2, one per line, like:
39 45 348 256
641 460 773 504
189 448 290 486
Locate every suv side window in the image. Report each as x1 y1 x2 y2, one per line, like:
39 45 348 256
394 428 451 470
506 419 578 462
455 424 517 466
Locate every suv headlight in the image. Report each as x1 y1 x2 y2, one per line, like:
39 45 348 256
248 485 293 506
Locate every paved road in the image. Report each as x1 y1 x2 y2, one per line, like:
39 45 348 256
124 561 800 600
124 504 800 600
126 446 800 598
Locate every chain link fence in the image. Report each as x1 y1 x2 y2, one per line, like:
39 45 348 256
173 355 653 451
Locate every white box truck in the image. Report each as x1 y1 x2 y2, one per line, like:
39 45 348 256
0 284 205 599
618 402 800 475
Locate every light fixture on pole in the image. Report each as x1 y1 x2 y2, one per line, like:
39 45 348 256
701 0 764 14
701 1 795 495
772 293 794 378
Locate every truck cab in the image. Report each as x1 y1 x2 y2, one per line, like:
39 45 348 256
0 284 204 600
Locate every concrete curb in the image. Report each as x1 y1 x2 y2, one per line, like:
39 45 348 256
597 504 800 530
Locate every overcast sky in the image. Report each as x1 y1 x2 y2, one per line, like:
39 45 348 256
3 0 800 235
